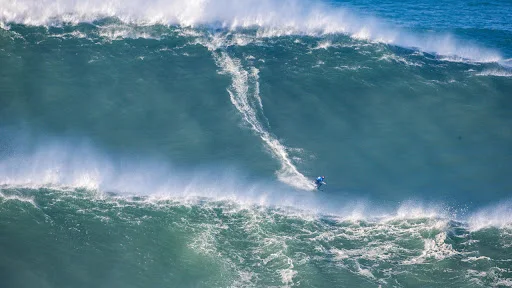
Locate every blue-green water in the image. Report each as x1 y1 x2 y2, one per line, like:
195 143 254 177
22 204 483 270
1 0 511 287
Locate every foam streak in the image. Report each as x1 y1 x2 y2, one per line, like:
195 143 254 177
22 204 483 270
213 51 314 190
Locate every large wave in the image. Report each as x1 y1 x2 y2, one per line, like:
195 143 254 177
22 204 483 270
0 0 502 63
1 138 511 231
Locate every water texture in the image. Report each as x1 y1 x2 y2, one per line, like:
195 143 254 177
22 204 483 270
1 0 511 287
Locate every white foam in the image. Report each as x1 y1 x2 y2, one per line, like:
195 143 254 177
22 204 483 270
212 51 315 190
334 65 368 71
404 232 459 264
313 40 333 50
462 256 492 262
0 0 502 63
0 191 38 208
496 278 512 287
354 261 375 279
468 201 512 231
279 267 297 287
0 21 9 30
48 30 88 39
475 69 512 77
98 28 156 41
379 201 449 223
2 135 512 234
0 137 328 215
323 213 462 284
379 53 423 67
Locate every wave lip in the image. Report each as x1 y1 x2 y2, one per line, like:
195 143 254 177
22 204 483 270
0 0 503 64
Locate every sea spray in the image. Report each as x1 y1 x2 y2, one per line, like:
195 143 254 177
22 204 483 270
0 0 503 63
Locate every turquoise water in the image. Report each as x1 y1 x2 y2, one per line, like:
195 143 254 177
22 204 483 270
1 0 511 287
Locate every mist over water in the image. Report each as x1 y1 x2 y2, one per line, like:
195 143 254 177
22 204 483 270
1 0 512 287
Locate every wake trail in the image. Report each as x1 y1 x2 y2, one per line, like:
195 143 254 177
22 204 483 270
210 48 314 190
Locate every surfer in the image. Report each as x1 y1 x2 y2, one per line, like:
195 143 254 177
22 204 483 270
315 176 326 189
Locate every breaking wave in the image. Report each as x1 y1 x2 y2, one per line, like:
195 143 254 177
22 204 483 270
0 0 502 63
1 138 511 231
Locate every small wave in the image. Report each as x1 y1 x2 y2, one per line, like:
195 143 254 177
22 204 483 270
312 40 334 50
48 30 88 39
403 232 459 264
333 65 369 71
475 69 512 77
378 53 423 67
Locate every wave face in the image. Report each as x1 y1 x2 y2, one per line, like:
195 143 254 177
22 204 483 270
1 0 512 287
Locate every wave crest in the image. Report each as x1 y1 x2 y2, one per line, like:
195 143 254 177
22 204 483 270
0 0 502 63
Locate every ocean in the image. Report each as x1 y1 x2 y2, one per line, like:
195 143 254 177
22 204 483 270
0 0 511 287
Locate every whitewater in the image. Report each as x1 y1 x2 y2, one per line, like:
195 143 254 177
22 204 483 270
1 0 512 287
